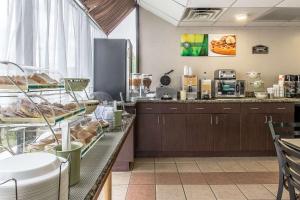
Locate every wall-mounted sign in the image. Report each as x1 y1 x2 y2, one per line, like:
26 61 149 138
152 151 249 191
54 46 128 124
252 45 269 54
180 34 236 57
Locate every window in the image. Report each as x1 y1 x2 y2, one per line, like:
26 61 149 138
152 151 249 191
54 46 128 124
0 0 106 81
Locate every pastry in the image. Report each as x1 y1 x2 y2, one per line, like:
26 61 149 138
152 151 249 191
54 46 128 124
210 35 236 55
36 104 55 118
28 73 58 85
28 73 48 84
52 106 67 116
63 102 78 111
18 99 40 118
71 129 94 144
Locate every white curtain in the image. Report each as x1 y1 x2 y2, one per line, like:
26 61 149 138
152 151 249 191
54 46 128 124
0 0 106 80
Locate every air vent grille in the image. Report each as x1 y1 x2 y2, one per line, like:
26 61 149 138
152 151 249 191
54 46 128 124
182 8 225 22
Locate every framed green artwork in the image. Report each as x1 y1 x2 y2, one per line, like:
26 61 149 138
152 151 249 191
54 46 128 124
180 34 208 56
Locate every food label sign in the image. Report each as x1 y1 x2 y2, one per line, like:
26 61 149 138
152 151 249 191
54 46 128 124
181 34 236 57
252 45 269 54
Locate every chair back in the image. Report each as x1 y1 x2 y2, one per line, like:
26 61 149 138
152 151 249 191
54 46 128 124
268 122 300 175
278 139 300 191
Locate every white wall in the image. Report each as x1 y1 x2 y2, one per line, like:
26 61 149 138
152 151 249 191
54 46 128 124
139 8 300 90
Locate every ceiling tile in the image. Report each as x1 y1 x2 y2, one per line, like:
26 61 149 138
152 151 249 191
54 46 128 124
232 0 283 7
217 7 272 22
139 1 180 26
246 21 284 26
187 0 236 8
280 21 300 26
173 0 188 6
140 0 185 20
277 0 300 7
213 21 247 26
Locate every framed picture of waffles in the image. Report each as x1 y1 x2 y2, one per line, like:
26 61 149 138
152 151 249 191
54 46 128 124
209 34 236 56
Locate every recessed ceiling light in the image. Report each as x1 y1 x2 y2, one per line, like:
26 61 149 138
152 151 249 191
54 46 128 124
235 14 248 21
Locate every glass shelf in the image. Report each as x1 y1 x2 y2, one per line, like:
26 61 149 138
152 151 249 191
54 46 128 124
0 107 86 128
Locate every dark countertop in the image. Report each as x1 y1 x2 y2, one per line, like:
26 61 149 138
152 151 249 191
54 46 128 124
69 115 135 200
124 98 300 106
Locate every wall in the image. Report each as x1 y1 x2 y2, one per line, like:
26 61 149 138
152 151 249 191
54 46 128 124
139 8 300 90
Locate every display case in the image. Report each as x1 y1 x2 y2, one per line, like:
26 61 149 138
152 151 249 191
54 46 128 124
0 61 107 160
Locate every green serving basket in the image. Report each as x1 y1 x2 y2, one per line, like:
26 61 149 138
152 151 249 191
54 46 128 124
64 78 90 91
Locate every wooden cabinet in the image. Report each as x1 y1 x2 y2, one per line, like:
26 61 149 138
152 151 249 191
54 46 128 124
241 103 295 153
241 113 269 152
135 102 295 156
136 114 161 152
213 114 241 152
186 114 213 151
162 114 186 152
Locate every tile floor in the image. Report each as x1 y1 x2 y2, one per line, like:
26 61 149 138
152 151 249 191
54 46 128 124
98 157 290 200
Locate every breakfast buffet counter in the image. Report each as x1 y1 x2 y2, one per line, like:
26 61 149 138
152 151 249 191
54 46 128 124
127 97 300 104
132 98 299 157
70 115 135 200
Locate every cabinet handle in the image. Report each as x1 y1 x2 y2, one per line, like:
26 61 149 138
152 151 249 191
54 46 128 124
195 107 205 110
145 107 153 110
264 116 268 124
223 107 232 110
270 115 273 122
158 116 160 125
250 107 260 110
276 107 286 110
163 116 165 125
210 115 213 125
216 116 219 125
169 107 178 110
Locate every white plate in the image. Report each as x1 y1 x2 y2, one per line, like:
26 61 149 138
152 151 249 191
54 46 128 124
0 154 69 200
0 152 60 180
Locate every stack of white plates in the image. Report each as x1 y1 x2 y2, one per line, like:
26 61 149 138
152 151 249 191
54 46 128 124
0 152 69 200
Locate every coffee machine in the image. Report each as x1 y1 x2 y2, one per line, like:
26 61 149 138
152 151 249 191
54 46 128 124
284 75 300 98
214 69 245 98
182 75 198 100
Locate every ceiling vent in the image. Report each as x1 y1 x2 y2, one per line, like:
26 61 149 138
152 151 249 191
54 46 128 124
181 8 226 22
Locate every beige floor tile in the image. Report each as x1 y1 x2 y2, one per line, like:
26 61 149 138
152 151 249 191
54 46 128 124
156 185 186 200
183 185 216 200
238 160 268 172
112 185 128 200
237 184 275 199
126 185 155 200
155 157 175 163
155 163 178 172
257 161 279 172
217 161 246 172
135 157 155 163
196 160 224 172
210 185 247 200
174 157 196 163
112 172 131 185
133 163 155 172
264 184 290 200
252 157 278 161
177 163 200 173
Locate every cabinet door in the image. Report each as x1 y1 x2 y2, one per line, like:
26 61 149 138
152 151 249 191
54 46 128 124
241 113 268 151
186 114 213 151
136 114 161 152
162 114 186 152
214 114 241 152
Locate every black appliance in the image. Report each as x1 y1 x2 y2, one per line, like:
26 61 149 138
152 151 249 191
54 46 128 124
94 39 132 101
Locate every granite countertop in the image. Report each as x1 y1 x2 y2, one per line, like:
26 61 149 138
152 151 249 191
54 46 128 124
124 98 300 106
70 115 135 200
